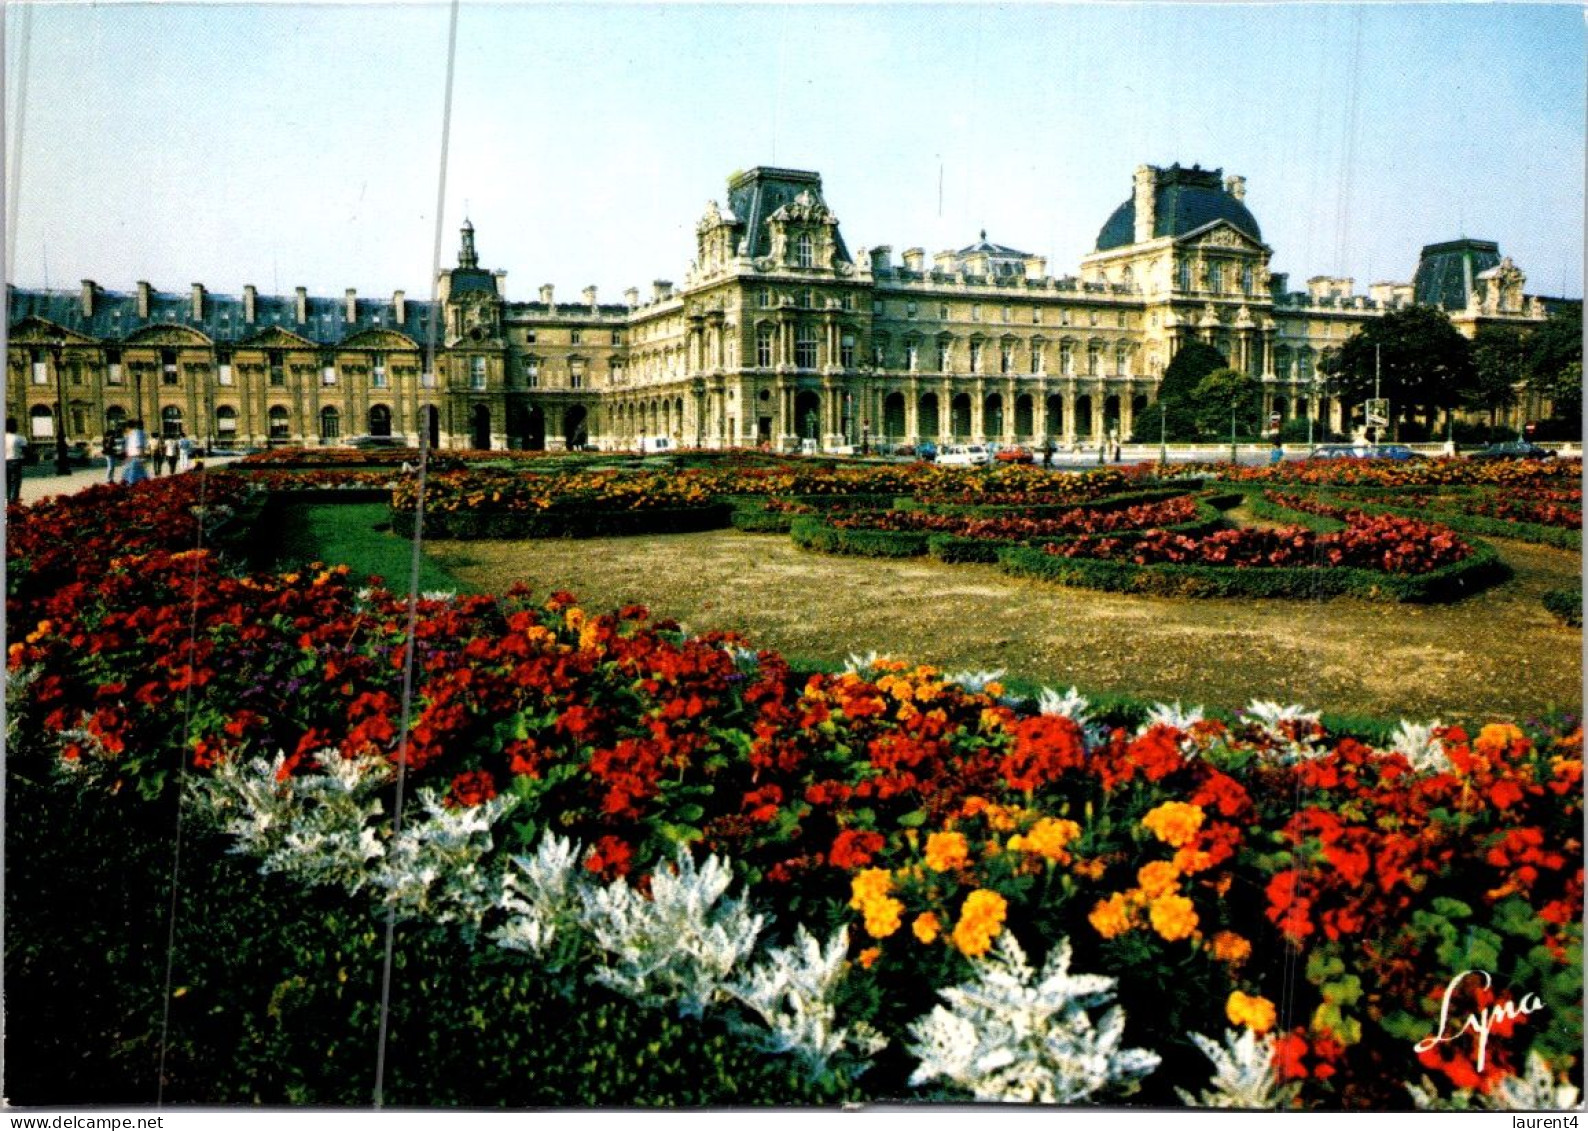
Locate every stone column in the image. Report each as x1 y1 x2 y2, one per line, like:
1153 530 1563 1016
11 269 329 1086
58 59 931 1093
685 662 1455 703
1004 378 1018 443
939 380 952 440
905 378 920 443
970 378 985 442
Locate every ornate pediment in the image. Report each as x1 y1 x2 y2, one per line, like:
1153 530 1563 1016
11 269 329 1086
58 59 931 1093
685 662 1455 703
1180 221 1264 253
7 317 100 345
696 199 740 235
123 323 215 346
769 189 838 227
339 327 420 351
237 325 319 349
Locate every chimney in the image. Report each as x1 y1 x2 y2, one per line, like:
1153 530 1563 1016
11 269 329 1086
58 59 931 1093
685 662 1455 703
539 284 555 306
243 285 257 324
493 270 507 297
190 283 205 320
1024 256 1047 281
295 287 308 324
582 285 598 309
624 287 639 308
80 279 96 317
393 289 406 324
652 280 673 301
933 251 958 274
345 288 357 322
901 248 925 273
1224 174 1246 202
869 246 893 273
136 281 151 318
1133 165 1157 244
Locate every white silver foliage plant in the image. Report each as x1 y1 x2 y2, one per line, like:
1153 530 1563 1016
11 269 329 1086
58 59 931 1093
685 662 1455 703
492 833 585 962
727 924 885 1077
372 786 520 937
842 650 891 677
1483 1051 1583 1111
1037 685 1109 747
1241 700 1327 763
944 668 1007 696
1176 1028 1299 1110
1389 718 1450 775
576 848 766 1019
906 933 1160 1104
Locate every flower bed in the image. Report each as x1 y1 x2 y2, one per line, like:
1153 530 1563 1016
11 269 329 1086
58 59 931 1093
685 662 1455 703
1194 457 1582 490
6 475 1581 1109
1256 488 1582 552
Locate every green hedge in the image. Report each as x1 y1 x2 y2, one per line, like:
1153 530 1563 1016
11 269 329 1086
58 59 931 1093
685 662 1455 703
391 502 733 541
1543 586 1583 627
996 537 1509 603
1241 491 1349 533
892 487 1194 519
725 493 895 534
1244 487 1581 551
788 516 930 558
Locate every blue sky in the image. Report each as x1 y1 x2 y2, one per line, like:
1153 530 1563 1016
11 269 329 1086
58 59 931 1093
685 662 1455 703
6 3 1583 303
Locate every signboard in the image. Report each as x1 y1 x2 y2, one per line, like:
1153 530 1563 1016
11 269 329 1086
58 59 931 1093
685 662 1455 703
1364 398 1390 428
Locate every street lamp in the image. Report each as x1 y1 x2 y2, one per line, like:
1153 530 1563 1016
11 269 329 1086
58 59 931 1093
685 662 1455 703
1158 401 1167 468
49 338 71 475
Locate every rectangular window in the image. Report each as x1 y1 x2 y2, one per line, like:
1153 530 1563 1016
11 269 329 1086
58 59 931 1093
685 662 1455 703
841 292 854 312
371 354 388 388
162 350 179 385
269 351 285 387
939 304 949 320
1030 347 1043 375
611 362 624 384
937 343 951 372
422 369 436 389
611 330 622 346
570 361 585 390
971 305 981 322
794 326 818 369
840 334 856 368
1060 310 1071 326
1118 311 1127 328
570 328 582 345
1032 308 1042 324
470 356 487 390
969 342 983 372
872 299 884 315
526 329 537 343
525 358 540 388
1000 346 1013 374
761 290 774 309
906 343 919 372
756 330 773 368
1002 306 1012 323
906 302 917 319
322 365 337 387
873 344 886 368
30 350 46 385
218 365 234 387
108 363 125 386
31 412 54 438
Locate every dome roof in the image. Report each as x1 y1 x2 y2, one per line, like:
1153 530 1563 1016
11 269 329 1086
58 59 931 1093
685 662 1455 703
1095 165 1262 251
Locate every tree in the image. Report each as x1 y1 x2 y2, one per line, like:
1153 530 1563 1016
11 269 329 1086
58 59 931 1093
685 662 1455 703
1468 326 1526 426
1524 307 1583 423
1322 306 1475 435
1192 367 1263 438
1135 340 1228 442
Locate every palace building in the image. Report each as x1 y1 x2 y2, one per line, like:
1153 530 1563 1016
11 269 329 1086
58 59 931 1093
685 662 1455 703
5 163 1557 453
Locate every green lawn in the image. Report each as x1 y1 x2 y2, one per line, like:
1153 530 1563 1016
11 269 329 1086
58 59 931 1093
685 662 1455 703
273 501 474 594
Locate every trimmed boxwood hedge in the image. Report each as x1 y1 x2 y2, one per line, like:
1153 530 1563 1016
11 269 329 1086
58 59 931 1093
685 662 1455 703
788 516 930 557
1243 486 1581 550
996 537 1509 603
725 493 896 534
891 487 1195 520
392 502 733 541
1543 585 1583 627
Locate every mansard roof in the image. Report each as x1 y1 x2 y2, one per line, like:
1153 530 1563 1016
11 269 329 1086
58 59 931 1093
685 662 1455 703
1413 239 1502 310
6 285 437 346
725 166 852 265
1096 164 1263 251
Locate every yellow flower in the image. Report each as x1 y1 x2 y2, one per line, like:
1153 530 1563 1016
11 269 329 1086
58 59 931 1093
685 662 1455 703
924 831 969 873
1013 817 1083 863
849 869 893 908
861 897 904 939
1088 892 1134 939
849 869 904 939
1148 893 1199 942
951 889 1008 957
1172 845 1215 874
912 911 942 945
1211 931 1252 965
1135 859 1181 898
1226 990 1277 1034
1141 801 1206 847
1475 723 1526 758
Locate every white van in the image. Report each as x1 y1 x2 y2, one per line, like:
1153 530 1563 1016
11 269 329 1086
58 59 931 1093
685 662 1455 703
936 444 991 467
639 436 674 454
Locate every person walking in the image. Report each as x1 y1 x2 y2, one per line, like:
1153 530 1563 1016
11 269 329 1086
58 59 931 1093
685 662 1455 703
103 427 121 484
162 432 179 476
5 418 28 504
121 419 149 486
177 431 194 473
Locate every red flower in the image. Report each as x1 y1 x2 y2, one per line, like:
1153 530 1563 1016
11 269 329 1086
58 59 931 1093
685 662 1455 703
829 829 885 870
448 769 497 807
585 834 633 881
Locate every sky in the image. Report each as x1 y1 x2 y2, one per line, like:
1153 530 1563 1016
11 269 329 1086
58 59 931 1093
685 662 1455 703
5 2 1584 306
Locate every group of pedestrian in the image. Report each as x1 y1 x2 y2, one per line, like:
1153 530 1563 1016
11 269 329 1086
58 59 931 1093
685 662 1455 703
6 417 27 504
102 423 193 485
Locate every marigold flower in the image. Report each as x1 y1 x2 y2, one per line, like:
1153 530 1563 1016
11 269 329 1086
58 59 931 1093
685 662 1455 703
848 868 893 908
951 889 1008 957
1089 892 1134 939
1009 817 1083 863
1072 857 1108 881
1226 990 1277 1034
861 897 904 939
1475 722 1527 758
1149 892 1199 941
1141 801 1205 847
924 830 970 872
1135 859 1181 898
858 946 882 969
913 911 942 945
1210 931 1252 965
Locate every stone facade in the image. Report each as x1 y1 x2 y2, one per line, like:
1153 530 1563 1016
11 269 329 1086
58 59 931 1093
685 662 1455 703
5 163 1555 452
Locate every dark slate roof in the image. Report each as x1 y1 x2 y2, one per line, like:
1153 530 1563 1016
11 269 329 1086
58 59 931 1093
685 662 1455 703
1095 164 1262 251
7 286 438 346
725 166 852 265
447 268 498 296
1413 239 1501 310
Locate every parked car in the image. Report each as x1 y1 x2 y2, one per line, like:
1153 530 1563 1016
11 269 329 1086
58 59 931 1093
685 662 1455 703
994 445 1035 464
915 441 938 462
936 444 992 467
1307 443 1416 461
638 436 675 454
1467 441 1557 461
1307 444 1368 460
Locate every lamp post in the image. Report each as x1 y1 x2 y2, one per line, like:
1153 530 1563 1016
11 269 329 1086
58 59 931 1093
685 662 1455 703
49 338 71 475
1229 397 1238 466
1158 401 1167 468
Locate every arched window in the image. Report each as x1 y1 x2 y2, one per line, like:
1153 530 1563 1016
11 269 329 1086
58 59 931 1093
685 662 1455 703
936 340 951 372
214 406 237 438
368 404 392 437
29 405 54 438
268 406 290 439
320 406 341 440
161 406 184 437
796 232 815 268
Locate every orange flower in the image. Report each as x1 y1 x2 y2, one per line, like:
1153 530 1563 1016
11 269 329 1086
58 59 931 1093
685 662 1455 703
1089 892 1134 939
913 911 942 945
1136 859 1181 898
924 831 970 872
1149 893 1199 941
858 946 882 969
1142 801 1205 847
1475 722 1526 758
1211 931 1253 965
1227 990 1277 1033
951 889 1008 957
1010 817 1083 863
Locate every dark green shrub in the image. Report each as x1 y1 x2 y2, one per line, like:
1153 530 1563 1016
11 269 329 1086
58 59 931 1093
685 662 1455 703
1544 586 1583 627
392 503 733 541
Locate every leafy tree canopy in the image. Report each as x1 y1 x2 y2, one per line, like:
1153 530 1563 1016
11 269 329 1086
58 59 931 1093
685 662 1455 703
1320 306 1475 418
1192 367 1263 437
1468 326 1527 423
1136 340 1229 442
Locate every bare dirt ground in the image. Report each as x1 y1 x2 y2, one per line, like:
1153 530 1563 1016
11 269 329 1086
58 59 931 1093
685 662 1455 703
432 530 1582 724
